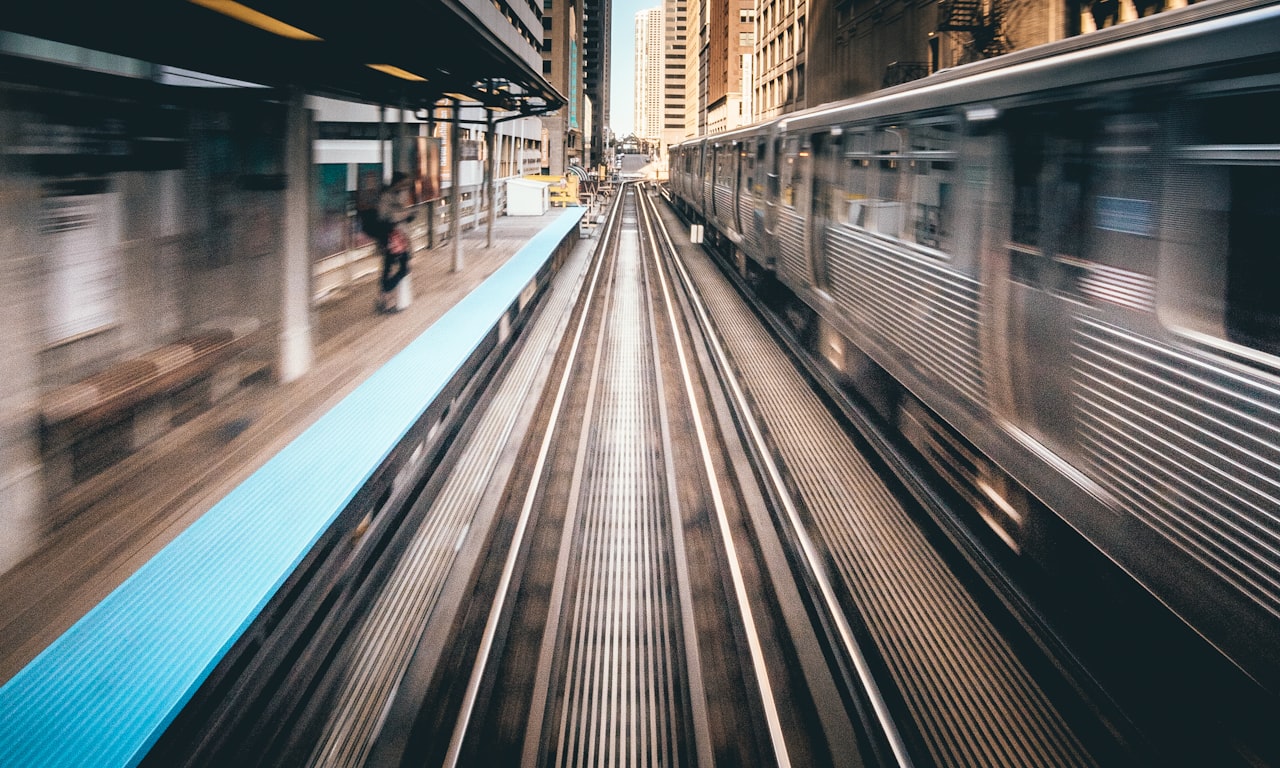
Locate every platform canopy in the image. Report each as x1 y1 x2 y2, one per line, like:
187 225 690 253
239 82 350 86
1 0 563 115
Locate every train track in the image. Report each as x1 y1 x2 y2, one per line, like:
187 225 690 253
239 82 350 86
249 181 1134 767
416 183 840 765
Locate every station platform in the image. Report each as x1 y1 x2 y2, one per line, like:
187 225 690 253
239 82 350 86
0 208 597 687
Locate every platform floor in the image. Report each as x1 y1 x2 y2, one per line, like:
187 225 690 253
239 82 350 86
0 209 595 686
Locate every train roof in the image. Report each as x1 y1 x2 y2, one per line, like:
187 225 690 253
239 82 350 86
673 0 1280 148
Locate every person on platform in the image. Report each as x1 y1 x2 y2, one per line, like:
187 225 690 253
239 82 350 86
377 172 414 313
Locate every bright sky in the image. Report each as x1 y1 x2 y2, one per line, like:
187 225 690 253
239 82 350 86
609 0 660 137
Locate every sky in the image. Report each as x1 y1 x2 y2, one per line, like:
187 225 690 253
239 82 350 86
609 0 660 137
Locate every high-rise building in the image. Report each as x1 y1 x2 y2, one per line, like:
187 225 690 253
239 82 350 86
753 0 807 120
805 0 1103 113
583 0 611 167
706 0 754 133
661 0 688 154
542 0 587 173
635 7 664 143
685 0 704 140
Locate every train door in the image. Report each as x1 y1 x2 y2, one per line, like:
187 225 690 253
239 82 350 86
764 134 783 236
736 140 751 235
731 141 744 236
775 134 809 284
806 130 838 292
693 145 704 214
701 143 713 214
713 143 733 225
708 144 719 219
996 107 1094 459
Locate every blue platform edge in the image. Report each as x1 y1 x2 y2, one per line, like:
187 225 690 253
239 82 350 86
0 207 584 767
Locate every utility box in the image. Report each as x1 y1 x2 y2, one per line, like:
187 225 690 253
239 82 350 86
506 178 550 216
522 174 578 207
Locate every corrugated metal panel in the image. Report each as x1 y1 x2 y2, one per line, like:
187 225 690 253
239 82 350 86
776 210 808 286
825 225 986 407
1074 318 1280 618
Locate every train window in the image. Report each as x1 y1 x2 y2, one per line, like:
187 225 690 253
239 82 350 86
749 142 765 195
811 133 838 289
1083 113 1158 273
876 128 902 204
844 128 904 237
1007 115 1089 260
1163 91 1280 359
907 120 958 252
781 137 800 207
1225 166 1280 354
1009 130 1043 249
841 130 871 227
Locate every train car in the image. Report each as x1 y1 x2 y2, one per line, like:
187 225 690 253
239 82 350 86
669 0 1280 699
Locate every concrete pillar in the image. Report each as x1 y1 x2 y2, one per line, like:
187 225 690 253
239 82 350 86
278 88 314 383
450 103 462 272
486 111 497 248
0 167 44 573
426 111 436 250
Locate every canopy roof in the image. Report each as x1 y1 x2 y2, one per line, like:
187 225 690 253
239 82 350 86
2 0 563 114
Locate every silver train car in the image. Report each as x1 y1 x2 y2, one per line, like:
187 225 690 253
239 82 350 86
669 0 1280 697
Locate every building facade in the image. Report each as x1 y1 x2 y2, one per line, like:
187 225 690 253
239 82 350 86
584 0 611 168
805 0 1200 114
662 0 690 154
685 0 705 140
752 0 807 120
635 7 665 143
542 0 587 173
706 0 755 134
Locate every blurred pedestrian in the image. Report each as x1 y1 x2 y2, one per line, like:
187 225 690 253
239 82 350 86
377 172 414 313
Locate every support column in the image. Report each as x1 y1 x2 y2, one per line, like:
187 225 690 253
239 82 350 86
0 169 44 573
486 110 497 248
450 102 462 272
426 109 436 250
378 104 388 183
278 87 314 383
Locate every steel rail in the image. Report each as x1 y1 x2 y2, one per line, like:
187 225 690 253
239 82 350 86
523 184 699 767
441 186 627 768
641 185 915 767
636 186 795 768
518 189 624 765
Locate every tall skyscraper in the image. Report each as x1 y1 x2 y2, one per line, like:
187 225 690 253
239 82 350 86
542 0 587 173
754 0 807 120
634 7 664 143
583 0 611 166
685 0 703 139
706 0 754 133
662 0 688 153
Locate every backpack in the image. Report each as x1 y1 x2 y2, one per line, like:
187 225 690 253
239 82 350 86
357 207 387 240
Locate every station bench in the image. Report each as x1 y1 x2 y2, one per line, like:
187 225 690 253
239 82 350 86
39 318 262 490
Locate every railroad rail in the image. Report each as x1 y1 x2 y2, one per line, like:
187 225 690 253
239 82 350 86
32 181 1145 766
